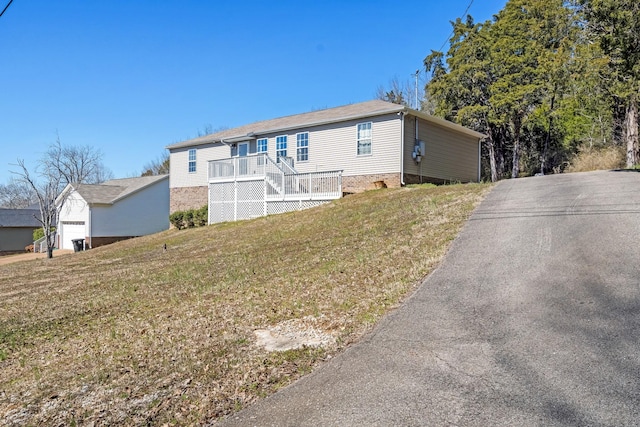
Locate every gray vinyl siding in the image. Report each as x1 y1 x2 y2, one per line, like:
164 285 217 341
260 113 401 177
404 116 479 183
0 228 36 252
92 178 169 236
170 143 229 188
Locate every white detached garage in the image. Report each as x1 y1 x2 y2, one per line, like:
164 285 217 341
56 175 169 250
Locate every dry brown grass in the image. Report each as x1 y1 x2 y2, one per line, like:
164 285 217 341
0 183 491 425
565 145 625 173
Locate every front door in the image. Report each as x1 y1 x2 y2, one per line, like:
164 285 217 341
238 143 249 175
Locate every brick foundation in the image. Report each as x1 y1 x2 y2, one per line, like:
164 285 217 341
170 186 208 213
171 174 405 211
342 173 402 194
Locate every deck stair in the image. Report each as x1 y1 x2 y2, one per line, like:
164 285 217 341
208 153 342 224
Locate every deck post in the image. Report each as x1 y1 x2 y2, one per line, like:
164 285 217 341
263 177 268 217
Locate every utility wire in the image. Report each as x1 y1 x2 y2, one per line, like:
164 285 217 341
438 0 475 52
0 0 14 19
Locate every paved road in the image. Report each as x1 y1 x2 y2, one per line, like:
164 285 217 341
221 171 640 426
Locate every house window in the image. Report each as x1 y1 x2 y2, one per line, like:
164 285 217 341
276 135 287 161
296 132 309 162
357 122 372 156
188 149 196 172
257 138 268 153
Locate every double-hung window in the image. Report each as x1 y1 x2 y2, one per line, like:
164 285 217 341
296 132 309 162
276 135 287 161
357 122 372 156
257 138 268 154
188 148 196 172
257 138 268 166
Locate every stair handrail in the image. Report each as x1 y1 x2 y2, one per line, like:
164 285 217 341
33 232 56 253
277 156 298 175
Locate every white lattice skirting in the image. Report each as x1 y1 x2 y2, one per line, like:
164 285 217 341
209 180 331 224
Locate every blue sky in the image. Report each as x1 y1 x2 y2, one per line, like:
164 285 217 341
0 0 506 183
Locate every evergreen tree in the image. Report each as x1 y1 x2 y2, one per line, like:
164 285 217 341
580 0 640 167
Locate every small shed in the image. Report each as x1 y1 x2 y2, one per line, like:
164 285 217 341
0 208 41 254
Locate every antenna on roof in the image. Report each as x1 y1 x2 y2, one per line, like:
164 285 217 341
414 70 420 110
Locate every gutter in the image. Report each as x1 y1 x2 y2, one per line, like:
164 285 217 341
406 107 486 139
166 108 405 150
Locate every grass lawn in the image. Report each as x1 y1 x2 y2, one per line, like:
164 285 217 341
0 182 491 425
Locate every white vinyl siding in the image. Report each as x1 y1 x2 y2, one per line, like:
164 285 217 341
356 122 372 156
57 191 90 249
58 191 90 223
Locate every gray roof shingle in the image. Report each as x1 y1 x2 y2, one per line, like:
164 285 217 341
0 208 41 228
72 175 168 205
167 100 406 150
166 99 485 150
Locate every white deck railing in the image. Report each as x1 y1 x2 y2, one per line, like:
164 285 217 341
208 154 342 199
209 155 267 180
279 171 343 200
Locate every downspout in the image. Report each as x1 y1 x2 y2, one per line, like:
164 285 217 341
478 139 481 182
399 111 405 186
88 206 92 249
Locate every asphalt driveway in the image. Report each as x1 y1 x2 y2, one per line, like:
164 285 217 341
221 171 640 426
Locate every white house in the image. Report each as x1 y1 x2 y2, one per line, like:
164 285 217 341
56 175 169 250
166 100 485 224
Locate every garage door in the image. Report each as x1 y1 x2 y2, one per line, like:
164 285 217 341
60 221 86 250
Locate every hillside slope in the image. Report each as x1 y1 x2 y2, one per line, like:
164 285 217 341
0 183 490 425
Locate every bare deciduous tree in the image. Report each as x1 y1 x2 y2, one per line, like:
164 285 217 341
43 138 113 185
141 152 170 176
11 159 65 259
10 139 114 258
0 178 37 208
375 75 425 109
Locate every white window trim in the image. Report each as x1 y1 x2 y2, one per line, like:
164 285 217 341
276 135 288 160
356 122 373 156
257 138 268 154
296 132 309 163
188 148 197 173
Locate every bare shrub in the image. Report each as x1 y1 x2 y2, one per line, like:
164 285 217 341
565 145 625 173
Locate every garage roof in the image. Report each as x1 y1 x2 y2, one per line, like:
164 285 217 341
60 175 169 206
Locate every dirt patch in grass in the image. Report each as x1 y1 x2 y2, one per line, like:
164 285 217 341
0 183 491 425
